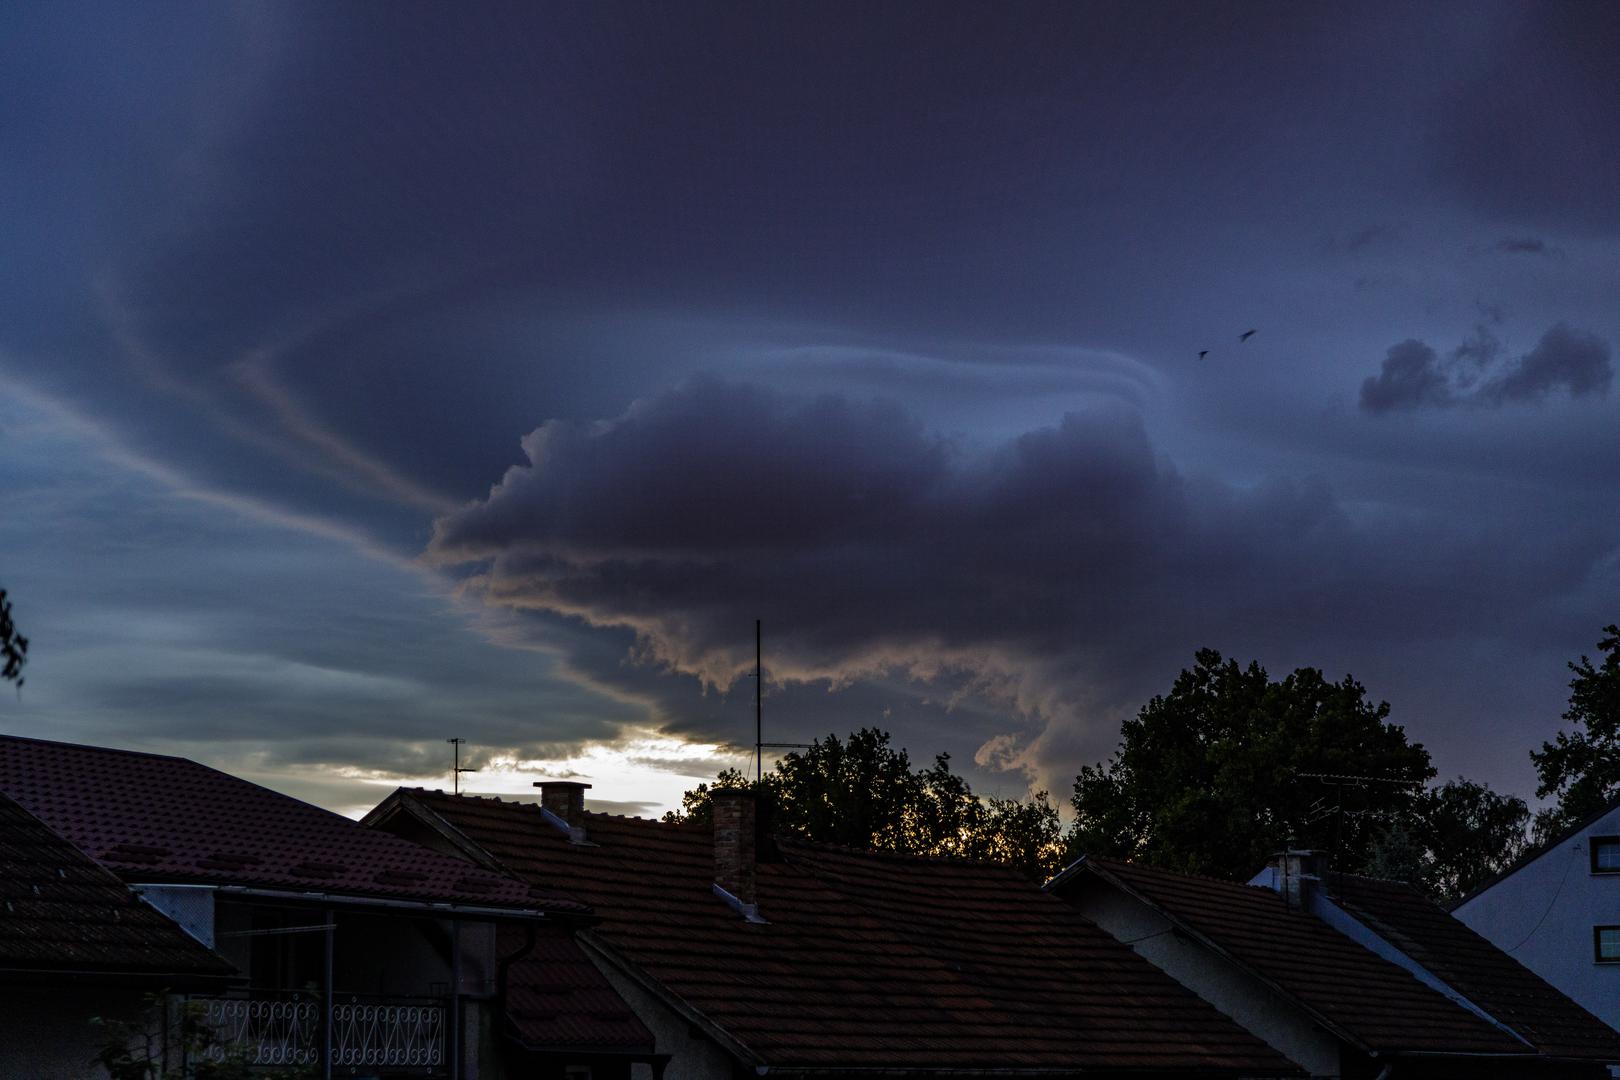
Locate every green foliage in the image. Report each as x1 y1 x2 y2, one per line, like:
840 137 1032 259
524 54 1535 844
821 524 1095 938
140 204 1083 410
0 588 26 688
1068 648 1435 881
667 729 1065 880
1376 778 1530 903
1531 625 1620 832
92 994 315 1080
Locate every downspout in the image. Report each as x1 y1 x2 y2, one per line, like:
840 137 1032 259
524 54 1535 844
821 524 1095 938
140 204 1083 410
323 907 335 1080
495 921 541 1043
451 917 462 1080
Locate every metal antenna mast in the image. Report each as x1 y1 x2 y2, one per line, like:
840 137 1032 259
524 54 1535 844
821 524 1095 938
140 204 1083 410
446 738 478 795
755 620 762 783
752 619 810 781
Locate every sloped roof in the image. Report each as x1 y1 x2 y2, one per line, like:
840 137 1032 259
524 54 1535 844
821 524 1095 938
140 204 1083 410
1065 857 1541 1058
1325 872 1620 1060
0 735 581 914
502 926 656 1054
0 790 234 981
394 789 1298 1077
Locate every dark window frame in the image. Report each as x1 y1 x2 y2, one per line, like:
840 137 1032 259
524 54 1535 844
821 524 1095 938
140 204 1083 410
1594 925 1620 964
1590 836 1620 874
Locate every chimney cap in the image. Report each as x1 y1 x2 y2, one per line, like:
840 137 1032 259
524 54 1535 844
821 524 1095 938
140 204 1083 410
533 780 592 790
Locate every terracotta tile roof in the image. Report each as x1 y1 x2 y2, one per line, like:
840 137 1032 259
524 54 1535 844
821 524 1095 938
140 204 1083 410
1325 872 1620 1060
0 736 580 914
1072 858 1531 1057
502 927 656 1054
0 791 234 980
400 789 1299 1077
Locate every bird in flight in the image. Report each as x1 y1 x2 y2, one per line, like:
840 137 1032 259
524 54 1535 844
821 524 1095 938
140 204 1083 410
1198 349 1209 361
1239 329 1257 342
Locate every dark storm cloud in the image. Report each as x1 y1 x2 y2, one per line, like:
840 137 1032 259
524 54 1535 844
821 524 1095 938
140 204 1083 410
1494 236 1559 257
429 378 1614 784
1479 324 1613 405
1359 340 1455 413
1360 324 1612 413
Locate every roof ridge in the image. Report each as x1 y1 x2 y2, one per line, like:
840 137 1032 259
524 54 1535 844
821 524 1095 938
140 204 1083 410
1093 854 1273 891
780 834 1022 870
0 731 197 765
0 732 367 826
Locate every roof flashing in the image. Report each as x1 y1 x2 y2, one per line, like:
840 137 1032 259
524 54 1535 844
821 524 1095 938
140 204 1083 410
712 881 768 924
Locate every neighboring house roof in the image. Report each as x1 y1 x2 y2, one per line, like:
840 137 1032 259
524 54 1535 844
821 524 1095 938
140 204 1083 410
386 788 1300 1077
0 735 582 915
1067 858 1522 1056
501 927 656 1055
1324 871 1620 1061
1064 857 1620 1065
0 790 234 982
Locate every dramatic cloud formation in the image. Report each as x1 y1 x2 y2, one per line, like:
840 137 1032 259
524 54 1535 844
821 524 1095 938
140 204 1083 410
1360 324 1612 413
4 2 1619 812
429 377 1614 787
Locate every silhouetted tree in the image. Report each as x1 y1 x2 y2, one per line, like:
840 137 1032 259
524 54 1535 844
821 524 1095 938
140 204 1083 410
667 729 1065 879
0 588 26 689
1068 648 1434 881
1531 625 1620 833
1407 777 1530 903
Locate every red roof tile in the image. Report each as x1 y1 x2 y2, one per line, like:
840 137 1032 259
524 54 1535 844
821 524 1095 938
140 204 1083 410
0 736 581 914
503 927 656 1053
1070 858 1531 1057
0 791 234 980
400 790 1298 1076
1325 872 1620 1060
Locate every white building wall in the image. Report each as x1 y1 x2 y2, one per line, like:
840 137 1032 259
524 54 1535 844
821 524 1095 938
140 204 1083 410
1068 884 1344 1078
1453 806 1620 1033
585 949 738 1080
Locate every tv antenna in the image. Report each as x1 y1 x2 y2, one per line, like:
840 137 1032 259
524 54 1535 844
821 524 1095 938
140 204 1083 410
1296 772 1426 882
446 738 478 795
749 619 809 782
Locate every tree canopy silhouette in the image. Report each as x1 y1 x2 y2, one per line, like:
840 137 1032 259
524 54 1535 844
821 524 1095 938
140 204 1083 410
1068 648 1436 881
667 728 1064 880
1531 625 1620 833
0 589 26 689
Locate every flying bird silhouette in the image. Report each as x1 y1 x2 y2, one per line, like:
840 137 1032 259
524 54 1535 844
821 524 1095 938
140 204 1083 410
1239 329 1257 342
1198 350 1209 361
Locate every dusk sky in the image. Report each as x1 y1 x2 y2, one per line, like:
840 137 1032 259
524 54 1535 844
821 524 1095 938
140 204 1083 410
2 2 1617 818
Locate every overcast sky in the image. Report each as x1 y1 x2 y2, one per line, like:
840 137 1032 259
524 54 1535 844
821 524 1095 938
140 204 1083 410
2 2 1617 817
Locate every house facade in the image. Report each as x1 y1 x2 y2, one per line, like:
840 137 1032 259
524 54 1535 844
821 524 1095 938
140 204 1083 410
1050 850 1620 1079
1453 797 1620 1034
365 783 1302 1080
0 790 237 1080
0 734 648 1080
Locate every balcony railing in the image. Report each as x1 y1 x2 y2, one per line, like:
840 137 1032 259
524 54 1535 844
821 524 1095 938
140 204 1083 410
187 992 447 1075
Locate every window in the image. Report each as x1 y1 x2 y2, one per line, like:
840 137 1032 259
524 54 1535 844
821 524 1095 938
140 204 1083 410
1595 926 1620 963
1591 836 1620 873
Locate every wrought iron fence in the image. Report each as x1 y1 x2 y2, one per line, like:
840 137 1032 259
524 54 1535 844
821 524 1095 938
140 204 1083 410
188 991 447 1075
332 997 446 1070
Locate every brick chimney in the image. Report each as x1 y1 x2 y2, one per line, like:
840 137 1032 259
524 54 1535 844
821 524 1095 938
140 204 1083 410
534 781 590 844
1270 849 1325 910
711 789 765 922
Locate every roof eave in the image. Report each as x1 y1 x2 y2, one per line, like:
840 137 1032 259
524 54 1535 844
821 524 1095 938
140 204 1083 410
574 930 766 1069
1071 860 1378 1056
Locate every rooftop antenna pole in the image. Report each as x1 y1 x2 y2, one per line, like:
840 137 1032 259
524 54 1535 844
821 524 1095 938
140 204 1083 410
446 738 477 795
755 619 762 784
